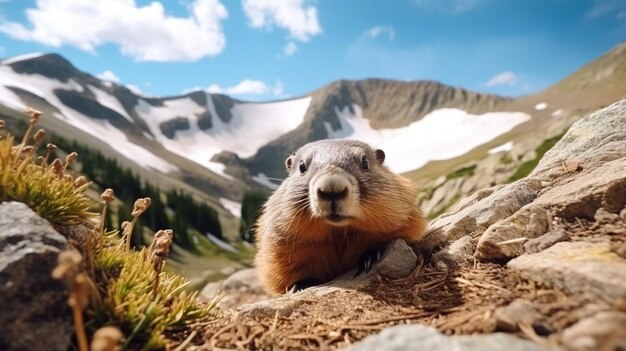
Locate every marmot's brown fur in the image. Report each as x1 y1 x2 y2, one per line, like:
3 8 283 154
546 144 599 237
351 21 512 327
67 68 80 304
254 140 426 295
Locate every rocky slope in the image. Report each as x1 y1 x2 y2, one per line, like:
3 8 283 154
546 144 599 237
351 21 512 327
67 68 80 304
194 100 626 350
412 40 626 218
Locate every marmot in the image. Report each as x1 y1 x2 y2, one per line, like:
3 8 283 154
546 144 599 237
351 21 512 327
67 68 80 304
254 139 426 295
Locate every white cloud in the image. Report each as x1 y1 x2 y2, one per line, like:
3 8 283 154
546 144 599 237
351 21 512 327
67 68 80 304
190 79 285 98
96 70 120 83
0 0 228 62
209 79 269 95
242 0 321 41
367 25 395 42
484 71 519 87
283 41 298 56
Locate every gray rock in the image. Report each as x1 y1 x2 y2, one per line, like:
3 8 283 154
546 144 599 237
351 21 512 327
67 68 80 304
561 311 626 351
375 240 417 279
447 235 474 258
494 299 543 332
237 298 301 318
222 268 264 291
0 202 72 351
530 158 626 220
531 99 626 180
475 206 549 261
508 242 626 303
342 324 546 351
430 178 543 243
199 281 222 301
524 228 570 254
199 268 270 310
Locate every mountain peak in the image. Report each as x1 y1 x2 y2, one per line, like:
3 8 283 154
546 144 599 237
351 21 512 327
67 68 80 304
5 53 81 83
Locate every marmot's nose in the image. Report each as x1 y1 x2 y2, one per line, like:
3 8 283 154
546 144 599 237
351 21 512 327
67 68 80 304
317 187 348 201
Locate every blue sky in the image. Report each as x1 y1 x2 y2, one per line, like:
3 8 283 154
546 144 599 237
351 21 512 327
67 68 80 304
0 0 624 101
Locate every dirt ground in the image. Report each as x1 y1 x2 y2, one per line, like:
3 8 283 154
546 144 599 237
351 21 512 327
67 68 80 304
165 216 625 351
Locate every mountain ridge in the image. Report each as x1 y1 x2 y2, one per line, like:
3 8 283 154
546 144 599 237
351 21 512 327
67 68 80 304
1 41 625 238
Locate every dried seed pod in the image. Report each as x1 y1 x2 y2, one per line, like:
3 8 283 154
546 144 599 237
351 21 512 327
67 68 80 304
74 176 89 188
33 128 46 143
26 107 42 123
131 197 151 216
52 250 82 280
65 151 78 165
101 188 114 204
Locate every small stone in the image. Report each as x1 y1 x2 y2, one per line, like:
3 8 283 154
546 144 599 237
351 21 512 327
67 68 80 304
448 235 474 258
237 298 301 318
494 299 543 332
562 160 581 172
524 228 570 254
620 207 626 220
561 311 626 351
375 240 417 279
222 268 263 291
594 208 619 223
199 281 222 302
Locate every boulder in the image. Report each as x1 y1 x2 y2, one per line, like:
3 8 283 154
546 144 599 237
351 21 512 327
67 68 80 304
508 242 626 303
0 202 72 351
430 178 543 243
341 324 546 351
475 206 549 261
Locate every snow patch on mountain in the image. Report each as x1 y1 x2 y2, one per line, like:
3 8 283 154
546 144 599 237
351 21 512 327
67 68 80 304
488 141 513 154
0 65 176 173
206 233 238 253
219 197 242 217
326 104 531 173
88 85 133 123
0 85 26 110
535 102 548 110
135 95 311 177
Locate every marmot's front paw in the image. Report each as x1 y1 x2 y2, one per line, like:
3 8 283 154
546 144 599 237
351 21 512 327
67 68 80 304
354 247 385 276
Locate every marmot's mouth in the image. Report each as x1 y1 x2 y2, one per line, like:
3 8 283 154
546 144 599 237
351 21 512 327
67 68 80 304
327 213 352 223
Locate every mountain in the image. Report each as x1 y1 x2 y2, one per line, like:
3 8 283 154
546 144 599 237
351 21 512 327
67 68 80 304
1 41 625 235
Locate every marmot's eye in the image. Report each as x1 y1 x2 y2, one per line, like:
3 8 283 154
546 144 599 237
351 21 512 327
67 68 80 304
361 154 370 170
299 160 307 174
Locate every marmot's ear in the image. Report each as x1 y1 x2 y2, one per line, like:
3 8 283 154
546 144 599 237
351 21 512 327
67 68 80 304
375 149 385 164
285 155 294 171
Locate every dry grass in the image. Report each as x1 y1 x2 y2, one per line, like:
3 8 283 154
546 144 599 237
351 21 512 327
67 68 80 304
0 109 94 224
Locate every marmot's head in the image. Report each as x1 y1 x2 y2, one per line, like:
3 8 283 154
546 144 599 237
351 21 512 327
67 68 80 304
283 139 387 227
